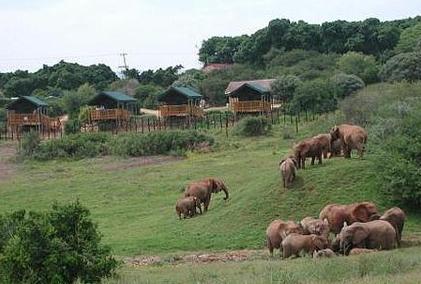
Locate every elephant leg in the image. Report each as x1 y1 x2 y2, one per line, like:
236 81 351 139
318 154 322 164
302 158 306 169
283 176 286 188
203 196 211 212
311 156 315 165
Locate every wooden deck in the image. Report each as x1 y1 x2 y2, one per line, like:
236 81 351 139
230 100 272 113
89 109 131 122
158 105 204 117
7 113 61 130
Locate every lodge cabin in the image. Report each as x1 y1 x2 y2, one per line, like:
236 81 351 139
87 91 137 124
225 79 275 114
6 96 60 133
158 86 204 118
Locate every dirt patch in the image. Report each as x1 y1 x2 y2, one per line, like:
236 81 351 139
0 142 17 181
124 250 266 267
102 156 183 171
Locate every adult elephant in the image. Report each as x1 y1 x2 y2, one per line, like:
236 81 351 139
319 202 380 234
312 134 332 159
330 124 368 158
339 220 397 255
266 219 304 256
380 207 406 246
293 137 323 169
184 178 229 212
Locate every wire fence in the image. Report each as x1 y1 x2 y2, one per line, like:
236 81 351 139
0 108 321 141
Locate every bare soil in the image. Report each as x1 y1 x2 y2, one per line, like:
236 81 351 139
123 249 266 267
0 142 17 181
102 156 183 172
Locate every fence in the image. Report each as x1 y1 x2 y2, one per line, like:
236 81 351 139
0 108 321 140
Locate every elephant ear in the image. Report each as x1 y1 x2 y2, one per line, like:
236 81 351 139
352 226 368 246
353 204 370 222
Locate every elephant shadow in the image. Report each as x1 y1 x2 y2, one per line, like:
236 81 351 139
288 176 305 190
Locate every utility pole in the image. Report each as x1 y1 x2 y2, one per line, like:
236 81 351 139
119 52 129 78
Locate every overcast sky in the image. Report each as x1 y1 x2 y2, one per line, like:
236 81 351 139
0 0 420 74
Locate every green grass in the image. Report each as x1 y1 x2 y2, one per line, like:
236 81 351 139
104 247 421 283
1 122 420 257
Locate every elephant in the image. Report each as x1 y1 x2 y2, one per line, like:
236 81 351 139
329 124 368 159
279 157 298 188
313 248 336 258
266 219 304 256
293 137 324 169
281 233 329 258
329 139 343 158
312 134 332 159
380 207 406 246
319 202 380 234
339 220 397 255
184 178 229 212
300 217 330 238
175 196 202 219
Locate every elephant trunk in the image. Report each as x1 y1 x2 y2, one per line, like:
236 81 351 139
221 186 229 200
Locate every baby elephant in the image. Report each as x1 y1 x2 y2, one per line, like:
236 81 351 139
175 196 202 219
279 157 298 188
313 248 336 258
281 233 329 258
300 217 330 238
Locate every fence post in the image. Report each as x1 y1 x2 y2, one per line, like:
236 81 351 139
295 115 298 133
225 113 229 137
219 113 223 129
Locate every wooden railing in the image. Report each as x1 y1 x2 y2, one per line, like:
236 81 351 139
158 105 204 117
7 113 61 130
89 109 131 122
230 100 272 113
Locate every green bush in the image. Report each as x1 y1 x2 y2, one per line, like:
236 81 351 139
331 73 365 98
33 133 110 160
111 130 214 157
233 116 271 136
64 118 81 134
0 201 118 283
380 52 421 82
18 131 41 158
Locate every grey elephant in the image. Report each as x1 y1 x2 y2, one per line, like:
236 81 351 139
266 219 304 256
339 220 397 255
330 124 368 158
300 217 330 238
184 178 229 212
282 233 329 258
175 196 202 219
279 156 298 188
379 207 406 246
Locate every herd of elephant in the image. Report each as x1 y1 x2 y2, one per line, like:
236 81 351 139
279 123 368 188
174 123 403 260
266 203 406 258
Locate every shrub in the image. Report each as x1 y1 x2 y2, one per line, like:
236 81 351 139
271 75 302 103
337 51 379 84
111 130 214 156
64 118 81 134
0 201 118 283
233 116 271 136
18 131 41 158
380 52 421 82
331 73 365 98
32 133 110 160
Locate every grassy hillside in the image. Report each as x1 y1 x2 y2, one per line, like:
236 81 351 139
1 115 420 256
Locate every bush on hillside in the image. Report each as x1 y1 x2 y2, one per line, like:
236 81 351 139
18 131 41 158
233 116 271 136
0 201 118 283
64 118 81 134
111 130 214 156
380 52 421 82
336 52 379 84
331 73 365 98
32 133 110 160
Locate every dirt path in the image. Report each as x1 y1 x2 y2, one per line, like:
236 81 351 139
123 249 266 267
0 142 17 181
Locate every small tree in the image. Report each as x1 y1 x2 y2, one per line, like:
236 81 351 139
394 23 421 53
271 75 302 103
337 51 379 84
330 73 365 98
380 52 421 82
0 201 118 284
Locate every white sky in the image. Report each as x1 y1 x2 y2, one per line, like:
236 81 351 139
0 0 420 74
